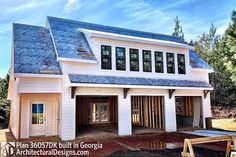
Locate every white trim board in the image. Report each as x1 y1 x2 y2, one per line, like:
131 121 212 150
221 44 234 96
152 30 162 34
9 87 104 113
79 28 191 49
15 73 63 78
69 83 213 90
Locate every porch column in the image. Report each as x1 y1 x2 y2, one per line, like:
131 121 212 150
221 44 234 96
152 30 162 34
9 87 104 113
60 86 76 140
118 95 132 136
202 94 212 129
164 95 177 132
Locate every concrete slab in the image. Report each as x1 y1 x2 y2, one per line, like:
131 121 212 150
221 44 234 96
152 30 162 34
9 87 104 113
181 129 236 138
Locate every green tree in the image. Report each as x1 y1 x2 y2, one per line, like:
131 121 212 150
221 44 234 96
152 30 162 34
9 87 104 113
0 72 10 128
222 11 236 83
195 23 235 105
172 16 185 41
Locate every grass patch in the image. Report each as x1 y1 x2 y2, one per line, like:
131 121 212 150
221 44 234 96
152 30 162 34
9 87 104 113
212 118 236 131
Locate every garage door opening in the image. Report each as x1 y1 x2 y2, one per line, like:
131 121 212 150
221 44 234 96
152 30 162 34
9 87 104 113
175 96 203 131
76 96 118 138
131 96 165 134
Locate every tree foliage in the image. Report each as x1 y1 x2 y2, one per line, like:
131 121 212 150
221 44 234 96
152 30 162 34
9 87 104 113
172 16 185 41
222 11 236 83
195 14 236 106
0 72 10 128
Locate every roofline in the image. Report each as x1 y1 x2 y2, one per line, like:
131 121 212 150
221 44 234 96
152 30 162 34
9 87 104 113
57 57 98 64
47 16 185 44
191 68 214 73
80 28 191 49
14 73 63 78
69 83 213 90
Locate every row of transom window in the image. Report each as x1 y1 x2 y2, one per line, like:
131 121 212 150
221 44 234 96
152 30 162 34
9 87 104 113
101 45 186 74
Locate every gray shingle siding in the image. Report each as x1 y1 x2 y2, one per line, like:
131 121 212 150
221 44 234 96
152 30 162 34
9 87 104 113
69 74 212 88
13 23 61 75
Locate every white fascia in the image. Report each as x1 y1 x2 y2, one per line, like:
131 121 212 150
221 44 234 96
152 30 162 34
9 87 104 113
191 68 214 73
69 83 213 91
14 73 63 78
79 28 191 49
57 57 97 64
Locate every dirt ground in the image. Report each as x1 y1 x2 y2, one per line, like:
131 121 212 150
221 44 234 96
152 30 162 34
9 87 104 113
0 129 228 157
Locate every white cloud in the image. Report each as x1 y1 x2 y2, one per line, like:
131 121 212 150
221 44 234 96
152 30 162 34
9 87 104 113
63 0 81 14
7 0 43 13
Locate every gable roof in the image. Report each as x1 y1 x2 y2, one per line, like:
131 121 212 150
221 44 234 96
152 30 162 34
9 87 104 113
13 23 61 75
189 50 213 71
69 74 212 89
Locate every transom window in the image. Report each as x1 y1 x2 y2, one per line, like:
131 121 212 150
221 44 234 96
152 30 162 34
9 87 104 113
101 45 112 69
143 50 152 72
116 47 126 70
166 53 175 74
177 54 186 74
155 51 163 73
130 49 139 71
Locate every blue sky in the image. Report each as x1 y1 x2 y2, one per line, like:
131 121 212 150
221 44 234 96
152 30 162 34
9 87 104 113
0 0 235 78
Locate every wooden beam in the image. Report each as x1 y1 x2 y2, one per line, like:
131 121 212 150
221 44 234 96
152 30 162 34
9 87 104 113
123 88 129 99
71 87 76 99
169 89 176 99
203 90 210 99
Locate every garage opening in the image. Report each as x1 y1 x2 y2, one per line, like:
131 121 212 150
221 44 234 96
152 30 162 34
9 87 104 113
76 96 118 138
175 96 203 130
131 96 165 134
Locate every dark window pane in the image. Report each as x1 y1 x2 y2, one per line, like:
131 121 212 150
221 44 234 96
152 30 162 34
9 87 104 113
130 49 139 71
116 47 125 58
101 45 112 69
155 51 163 73
130 61 139 71
178 54 186 74
116 47 126 70
143 50 152 72
117 59 126 70
143 62 152 72
167 52 175 74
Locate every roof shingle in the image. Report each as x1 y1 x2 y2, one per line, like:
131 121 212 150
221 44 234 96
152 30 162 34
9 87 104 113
69 74 212 88
189 50 213 70
13 23 61 75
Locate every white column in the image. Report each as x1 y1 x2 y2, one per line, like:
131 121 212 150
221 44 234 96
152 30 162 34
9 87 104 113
60 86 76 140
118 95 132 136
193 97 201 127
202 94 212 129
164 95 177 132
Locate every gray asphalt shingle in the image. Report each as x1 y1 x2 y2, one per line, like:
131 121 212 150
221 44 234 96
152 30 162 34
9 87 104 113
69 74 212 88
14 23 61 75
189 50 213 70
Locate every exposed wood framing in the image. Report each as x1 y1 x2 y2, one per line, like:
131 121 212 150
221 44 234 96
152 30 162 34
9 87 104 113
76 96 118 126
181 135 236 157
169 89 176 99
203 90 210 99
131 96 165 130
123 88 129 99
71 87 76 99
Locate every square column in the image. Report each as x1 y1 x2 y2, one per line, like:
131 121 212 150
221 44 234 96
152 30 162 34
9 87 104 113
164 95 177 132
118 95 132 136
